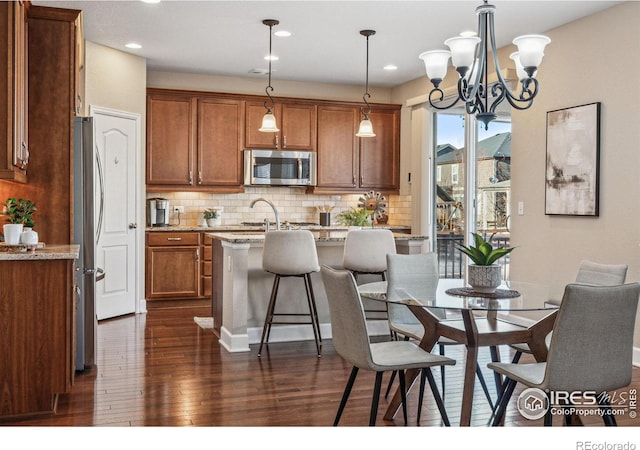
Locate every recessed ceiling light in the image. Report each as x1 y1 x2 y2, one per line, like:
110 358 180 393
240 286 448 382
264 55 279 61
274 30 291 37
125 43 142 49
384 64 398 71
141 0 161 4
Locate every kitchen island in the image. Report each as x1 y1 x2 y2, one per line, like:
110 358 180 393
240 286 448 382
206 231 426 353
0 245 79 420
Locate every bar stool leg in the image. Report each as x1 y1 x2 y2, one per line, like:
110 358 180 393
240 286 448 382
303 273 322 356
258 274 280 357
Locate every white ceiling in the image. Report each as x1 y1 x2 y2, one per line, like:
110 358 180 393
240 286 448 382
33 0 622 88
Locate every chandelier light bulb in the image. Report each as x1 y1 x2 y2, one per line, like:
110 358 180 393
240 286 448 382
419 50 451 87
512 34 551 72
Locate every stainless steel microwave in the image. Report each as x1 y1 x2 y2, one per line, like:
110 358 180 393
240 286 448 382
243 149 317 186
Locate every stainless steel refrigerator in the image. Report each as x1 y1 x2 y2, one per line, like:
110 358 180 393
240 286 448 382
73 116 104 371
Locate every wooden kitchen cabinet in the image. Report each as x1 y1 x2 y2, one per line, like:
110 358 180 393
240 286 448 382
244 101 316 151
315 104 401 193
146 93 196 186
145 232 201 300
202 234 213 298
0 0 29 183
146 90 244 191
0 257 76 420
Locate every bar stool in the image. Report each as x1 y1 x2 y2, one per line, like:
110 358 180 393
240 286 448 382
342 229 397 324
257 230 322 357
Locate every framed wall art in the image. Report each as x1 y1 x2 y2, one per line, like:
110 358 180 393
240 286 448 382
545 102 601 216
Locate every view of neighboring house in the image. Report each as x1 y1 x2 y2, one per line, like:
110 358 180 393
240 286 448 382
436 132 512 233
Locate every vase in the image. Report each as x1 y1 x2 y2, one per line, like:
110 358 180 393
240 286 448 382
206 217 221 227
20 227 39 245
467 264 502 293
3 224 24 245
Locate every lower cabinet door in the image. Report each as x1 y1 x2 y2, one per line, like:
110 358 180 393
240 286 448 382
146 246 200 299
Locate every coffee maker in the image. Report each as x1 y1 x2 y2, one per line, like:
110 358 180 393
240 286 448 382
148 198 170 227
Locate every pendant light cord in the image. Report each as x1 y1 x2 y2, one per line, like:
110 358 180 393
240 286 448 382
360 30 375 118
263 19 279 111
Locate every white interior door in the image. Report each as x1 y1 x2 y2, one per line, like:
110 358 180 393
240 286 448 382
92 107 139 320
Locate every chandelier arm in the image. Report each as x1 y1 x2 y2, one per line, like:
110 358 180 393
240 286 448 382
503 78 539 110
461 9 487 103
428 88 463 111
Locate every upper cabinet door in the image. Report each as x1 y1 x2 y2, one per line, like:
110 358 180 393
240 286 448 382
280 103 316 151
244 101 281 149
359 108 400 191
316 105 359 189
146 94 196 186
197 98 244 186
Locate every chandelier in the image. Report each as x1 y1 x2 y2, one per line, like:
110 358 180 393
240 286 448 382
259 19 280 133
419 0 550 129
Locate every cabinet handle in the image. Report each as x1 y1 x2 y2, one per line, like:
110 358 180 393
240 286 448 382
275 134 279 149
198 171 203 185
283 135 287 148
195 248 200 262
189 171 193 185
167 237 182 241
21 142 29 167
352 175 356 186
360 175 364 185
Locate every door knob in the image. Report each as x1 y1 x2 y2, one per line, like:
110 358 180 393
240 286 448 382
129 223 137 229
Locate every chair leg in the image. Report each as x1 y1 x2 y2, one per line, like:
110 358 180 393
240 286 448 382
439 344 446 399
422 368 450 426
257 275 280 357
370 371 384 426
491 378 517 426
511 351 522 364
543 392 553 426
303 273 322 356
398 370 408 426
334 366 359 426
599 398 617 426
384 371 397 399
475 366 495 410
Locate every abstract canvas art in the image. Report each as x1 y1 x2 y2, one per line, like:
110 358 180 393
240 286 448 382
545 102 601 216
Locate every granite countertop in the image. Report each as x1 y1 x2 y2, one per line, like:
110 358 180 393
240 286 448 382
0 244 80 260
145 224 411 233
206 230 426 244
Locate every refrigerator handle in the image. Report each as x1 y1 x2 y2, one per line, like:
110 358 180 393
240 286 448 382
95 144 105 243
96 267 105 282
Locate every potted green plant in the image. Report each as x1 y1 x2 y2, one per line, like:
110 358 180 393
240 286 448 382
457 232 515 293
3 197 37 245
203 208 220 227
335 207 373 228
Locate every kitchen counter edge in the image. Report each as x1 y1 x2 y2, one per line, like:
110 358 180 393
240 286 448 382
0 244 80 260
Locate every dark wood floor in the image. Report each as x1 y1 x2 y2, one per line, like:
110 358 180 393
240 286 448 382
5 303 640 435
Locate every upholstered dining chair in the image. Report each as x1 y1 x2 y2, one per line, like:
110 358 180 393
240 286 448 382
508 260 628 364
384 252 495 422
342 228 397 325
257 230 322 357
320 265 455 426
488 282 640 426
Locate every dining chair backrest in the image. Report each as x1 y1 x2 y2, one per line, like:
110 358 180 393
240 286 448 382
342 229 396 275
320 265 374 369
263 230 320 276
386 253 446 324
574 260 628 286
544 283 640 392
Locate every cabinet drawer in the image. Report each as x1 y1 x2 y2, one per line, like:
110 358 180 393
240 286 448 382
147 232 200 246
203 276 212 297
203 261 212 277
203 245 212 261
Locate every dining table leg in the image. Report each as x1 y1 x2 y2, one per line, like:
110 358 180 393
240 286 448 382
460 309 479 426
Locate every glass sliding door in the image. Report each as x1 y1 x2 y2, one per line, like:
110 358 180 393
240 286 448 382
433 110 511 280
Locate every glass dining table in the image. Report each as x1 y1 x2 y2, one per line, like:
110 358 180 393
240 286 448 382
358 278 560 426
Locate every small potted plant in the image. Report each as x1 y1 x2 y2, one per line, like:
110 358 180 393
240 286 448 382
335 207 373 229
457 232 515 293
203 208 220 227
3 197 37 245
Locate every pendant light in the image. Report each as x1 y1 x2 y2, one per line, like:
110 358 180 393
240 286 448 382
259 19 280 133
356 29 376 138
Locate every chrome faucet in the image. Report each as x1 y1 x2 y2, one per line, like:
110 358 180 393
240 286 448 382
249 198 280 231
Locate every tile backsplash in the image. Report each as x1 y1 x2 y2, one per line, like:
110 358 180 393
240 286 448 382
146 187 412 227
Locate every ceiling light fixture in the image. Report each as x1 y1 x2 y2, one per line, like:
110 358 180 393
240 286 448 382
125 42 142 49
419 0 550 130
356 29 376 138
259 19 280 133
